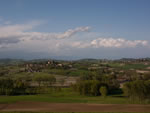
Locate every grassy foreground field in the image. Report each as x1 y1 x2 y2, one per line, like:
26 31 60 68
0 88 128 104
0 94 127 104
0 88 150 113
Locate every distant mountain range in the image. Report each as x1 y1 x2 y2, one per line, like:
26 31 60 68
0 57 150 65
0 59 25 65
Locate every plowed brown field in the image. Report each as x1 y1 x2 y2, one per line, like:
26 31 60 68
0 101 150 112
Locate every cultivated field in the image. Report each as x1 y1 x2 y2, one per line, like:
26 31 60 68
1 101 150 112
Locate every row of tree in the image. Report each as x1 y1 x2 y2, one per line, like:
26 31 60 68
123 80 150 103
72 80 108 96
0 73 56 95
0 77 28 95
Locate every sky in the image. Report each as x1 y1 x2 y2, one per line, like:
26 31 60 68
0 0 150 60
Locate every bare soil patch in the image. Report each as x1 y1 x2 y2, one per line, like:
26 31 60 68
0 101 150 112
136 70 150 73
147 67 150 70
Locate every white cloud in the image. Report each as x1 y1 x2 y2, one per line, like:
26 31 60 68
0 43 10 49
0 20 90 48
63 38 148 49
90 38 148 48
22 26 90 40
0 22 90 40
0 19 149 54
4 21 11 25
55 26 90 39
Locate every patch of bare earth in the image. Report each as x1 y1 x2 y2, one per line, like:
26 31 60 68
0 101 150 112
136 70 150 74
147 67 150 70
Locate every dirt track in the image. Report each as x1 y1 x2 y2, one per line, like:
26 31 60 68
0 101 150 112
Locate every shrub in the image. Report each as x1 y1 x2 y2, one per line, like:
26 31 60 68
100 86 108 97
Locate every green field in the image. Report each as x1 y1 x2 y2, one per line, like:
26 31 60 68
0 88 131 104
108 63 150 70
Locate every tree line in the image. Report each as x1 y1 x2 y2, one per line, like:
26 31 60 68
0 73 56 95
123 80 150 103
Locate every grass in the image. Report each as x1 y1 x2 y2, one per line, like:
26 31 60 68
108 63 150 70
0 88 149 104
0 95 128 104
0 88 128 104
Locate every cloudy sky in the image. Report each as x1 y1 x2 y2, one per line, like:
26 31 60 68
0 0 150 59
